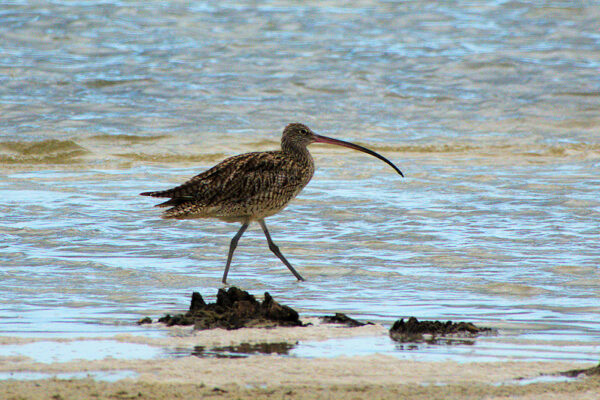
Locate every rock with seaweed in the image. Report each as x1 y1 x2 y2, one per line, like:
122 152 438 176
321 313 372 327
142 287 302 330
390 317 492 342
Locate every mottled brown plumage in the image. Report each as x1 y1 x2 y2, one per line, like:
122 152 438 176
146 150 314 222
141 123 403 284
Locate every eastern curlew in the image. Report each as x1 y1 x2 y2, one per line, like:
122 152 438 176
141 123 403 283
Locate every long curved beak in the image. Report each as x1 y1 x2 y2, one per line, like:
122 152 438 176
313 134 404 177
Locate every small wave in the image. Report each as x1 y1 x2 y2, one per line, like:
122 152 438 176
0 139 88 164
115 152 227 163
84 78 153 88
377 143 481 153
471 282 551 297
91 134 169 143
365 142 600 159
2 138 598 167
553 91 600 98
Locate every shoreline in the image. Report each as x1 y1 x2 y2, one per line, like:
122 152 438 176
1 357 598 400
1 319 599 399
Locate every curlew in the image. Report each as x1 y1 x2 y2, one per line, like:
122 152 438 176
141 123 403 284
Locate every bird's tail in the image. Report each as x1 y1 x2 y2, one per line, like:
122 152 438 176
141 188 196 209
140 189 176 198
140 186 187 197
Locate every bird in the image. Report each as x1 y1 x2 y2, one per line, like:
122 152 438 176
141 123 403 284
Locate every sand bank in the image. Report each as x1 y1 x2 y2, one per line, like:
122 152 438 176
0 356 598 400
1 318 598 400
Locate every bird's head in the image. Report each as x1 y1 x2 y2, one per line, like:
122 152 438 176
282 123 317 148
281 122 404 177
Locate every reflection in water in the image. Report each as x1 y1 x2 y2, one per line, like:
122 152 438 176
184 342 297 359
178 337 477 360
393 337 476 350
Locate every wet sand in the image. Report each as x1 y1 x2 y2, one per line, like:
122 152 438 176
1 356 599 400
1 318 598 400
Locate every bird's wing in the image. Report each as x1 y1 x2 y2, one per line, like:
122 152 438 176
140 152 257 200
140 151 307 208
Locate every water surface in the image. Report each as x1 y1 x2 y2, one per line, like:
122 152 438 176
1 0 599 363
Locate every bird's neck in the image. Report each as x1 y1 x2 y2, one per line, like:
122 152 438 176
281 141 314 165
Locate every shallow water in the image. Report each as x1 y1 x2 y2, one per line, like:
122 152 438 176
0 340 160 363
1 1 599 364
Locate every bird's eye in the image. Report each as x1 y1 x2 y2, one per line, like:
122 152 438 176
300 129 308 135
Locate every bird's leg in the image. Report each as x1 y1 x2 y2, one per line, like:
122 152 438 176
222 222 249 284
258 219 305 281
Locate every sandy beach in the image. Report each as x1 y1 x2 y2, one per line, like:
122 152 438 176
1 320 598 400
1 354 599 399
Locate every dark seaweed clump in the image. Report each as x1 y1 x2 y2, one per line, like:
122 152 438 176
140 287 303 330
321 313 372 327
560 363 600 378
390 317 492 342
